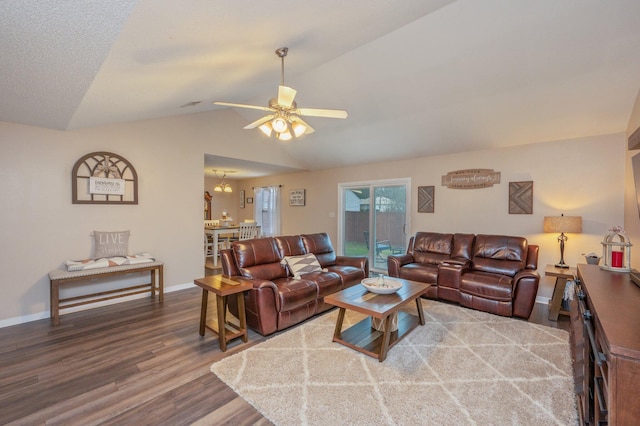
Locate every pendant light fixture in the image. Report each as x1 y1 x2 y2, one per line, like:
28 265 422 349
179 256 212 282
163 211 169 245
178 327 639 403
212 169 233 193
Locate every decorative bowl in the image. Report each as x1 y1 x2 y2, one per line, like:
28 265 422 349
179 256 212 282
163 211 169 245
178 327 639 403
361 277 403 294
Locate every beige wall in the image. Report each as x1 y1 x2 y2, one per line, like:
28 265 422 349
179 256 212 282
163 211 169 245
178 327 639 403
238 133 625 301
0 111 626 326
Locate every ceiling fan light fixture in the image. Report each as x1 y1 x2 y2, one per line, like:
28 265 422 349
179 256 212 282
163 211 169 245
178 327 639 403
277 129 293 141
258 122 273 137
215 47 347 141
292 120 307 137
272 117 288 133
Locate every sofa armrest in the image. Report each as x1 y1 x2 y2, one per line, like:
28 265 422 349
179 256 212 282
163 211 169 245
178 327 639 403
512 269 540 319
335 256 369 276
437 261 469 288
387 253 415 277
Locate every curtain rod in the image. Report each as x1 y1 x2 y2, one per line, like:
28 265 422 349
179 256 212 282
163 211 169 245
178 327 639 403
252 185 283 189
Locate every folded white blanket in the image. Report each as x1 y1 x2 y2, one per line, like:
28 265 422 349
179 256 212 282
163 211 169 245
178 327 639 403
65 253 155 271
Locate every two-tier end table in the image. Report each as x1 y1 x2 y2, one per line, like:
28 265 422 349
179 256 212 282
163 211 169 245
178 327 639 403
193 274 253 351
545 264 576 321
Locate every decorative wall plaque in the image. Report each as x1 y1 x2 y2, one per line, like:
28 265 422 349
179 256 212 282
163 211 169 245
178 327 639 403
417 186 434 213
508 181 533 214
441 169 501 189
72 152 138 204
289 189 305 206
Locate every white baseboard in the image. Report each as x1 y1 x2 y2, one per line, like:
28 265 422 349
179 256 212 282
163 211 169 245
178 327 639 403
0 282 196 329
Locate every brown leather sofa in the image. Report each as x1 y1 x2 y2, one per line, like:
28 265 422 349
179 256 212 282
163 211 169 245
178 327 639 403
220 232 368 335
387 232 539 319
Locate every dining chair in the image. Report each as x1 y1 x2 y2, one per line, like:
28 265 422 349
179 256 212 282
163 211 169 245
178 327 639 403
228 222 258 246
204 233 215 263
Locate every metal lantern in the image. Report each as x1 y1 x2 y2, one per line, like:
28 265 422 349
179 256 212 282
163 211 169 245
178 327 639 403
600 229 632 272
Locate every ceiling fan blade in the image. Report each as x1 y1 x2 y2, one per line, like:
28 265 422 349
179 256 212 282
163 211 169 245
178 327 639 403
243 115 275 130
297 107 348 119
277 86 297 108
213 101 274 112
290 116 315 135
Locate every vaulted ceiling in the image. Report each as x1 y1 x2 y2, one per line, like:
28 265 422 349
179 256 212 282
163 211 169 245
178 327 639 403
3 0 640 177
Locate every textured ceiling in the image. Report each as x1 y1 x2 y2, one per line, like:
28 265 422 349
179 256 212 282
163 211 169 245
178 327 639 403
2 0 640 177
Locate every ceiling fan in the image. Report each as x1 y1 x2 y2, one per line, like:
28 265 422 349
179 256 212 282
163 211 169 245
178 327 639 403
214 47 348 141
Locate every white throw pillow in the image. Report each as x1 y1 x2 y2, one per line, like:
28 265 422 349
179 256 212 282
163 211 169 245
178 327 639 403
281 253 326 279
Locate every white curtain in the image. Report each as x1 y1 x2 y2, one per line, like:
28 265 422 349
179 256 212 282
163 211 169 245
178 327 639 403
254 186 281 236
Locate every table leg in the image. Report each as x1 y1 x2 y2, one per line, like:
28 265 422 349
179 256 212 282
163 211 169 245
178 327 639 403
548 277 568 321
158 265 164 303
333 308 346 339
416 297 425 325
50 279 60 326
379 315 393 362
199 289 208 336
150 269 156 298
236 292 248 343
216 294 227 351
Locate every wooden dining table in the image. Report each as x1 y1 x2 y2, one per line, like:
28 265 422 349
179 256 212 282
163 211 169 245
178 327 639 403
205 225 260 267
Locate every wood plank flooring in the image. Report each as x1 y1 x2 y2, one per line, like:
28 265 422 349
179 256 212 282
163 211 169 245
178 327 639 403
0 276 569 425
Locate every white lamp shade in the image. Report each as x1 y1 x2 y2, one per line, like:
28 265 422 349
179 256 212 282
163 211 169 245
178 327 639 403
272 117 288 133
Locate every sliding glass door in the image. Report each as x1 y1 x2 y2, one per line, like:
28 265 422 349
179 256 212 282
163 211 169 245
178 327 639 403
339 178 410 273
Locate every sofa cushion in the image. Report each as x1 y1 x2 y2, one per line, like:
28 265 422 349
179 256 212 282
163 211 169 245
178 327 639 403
460 271 513 302
396 263 439 284
412 232 454 265
300 271 342 297
301 233 337 266
471 235 527 277
232 238 288 281
325 265 365 287
272 277 319 311
281 253 325 279
274 235 307 257
452 233 475 260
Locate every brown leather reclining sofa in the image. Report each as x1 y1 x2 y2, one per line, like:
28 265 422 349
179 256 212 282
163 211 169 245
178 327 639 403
388 232 539 319
221 232 368 335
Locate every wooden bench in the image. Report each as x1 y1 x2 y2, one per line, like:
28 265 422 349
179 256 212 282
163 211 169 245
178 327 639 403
48 261 164 325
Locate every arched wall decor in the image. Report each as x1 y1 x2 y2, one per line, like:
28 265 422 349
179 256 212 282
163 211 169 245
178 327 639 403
72 151 138 204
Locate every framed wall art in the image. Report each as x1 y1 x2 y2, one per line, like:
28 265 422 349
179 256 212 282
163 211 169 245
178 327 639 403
508 181 533 214
72 151 138 204
289 189 305 206
239 190 245 208
418 186 435 213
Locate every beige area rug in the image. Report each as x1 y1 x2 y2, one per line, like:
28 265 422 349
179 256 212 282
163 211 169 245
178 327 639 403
211 300 578 425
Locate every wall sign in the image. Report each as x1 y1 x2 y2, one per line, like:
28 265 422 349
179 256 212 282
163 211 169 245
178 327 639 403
72 152 138 204
441 169 501 189
289 189 306 206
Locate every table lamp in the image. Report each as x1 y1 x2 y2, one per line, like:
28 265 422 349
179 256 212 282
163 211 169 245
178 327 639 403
543 214 582 268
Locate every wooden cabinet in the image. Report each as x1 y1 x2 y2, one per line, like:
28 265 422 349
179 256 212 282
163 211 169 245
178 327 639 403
572 264 640 425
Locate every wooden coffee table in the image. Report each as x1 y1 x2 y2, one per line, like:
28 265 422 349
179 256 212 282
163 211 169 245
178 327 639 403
325 279 430 362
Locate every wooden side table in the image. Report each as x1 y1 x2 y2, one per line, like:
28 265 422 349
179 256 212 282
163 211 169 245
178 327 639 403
193 274 253 351
545 264 576 321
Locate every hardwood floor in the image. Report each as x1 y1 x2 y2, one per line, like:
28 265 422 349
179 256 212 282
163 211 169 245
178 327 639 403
0 276 569 425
